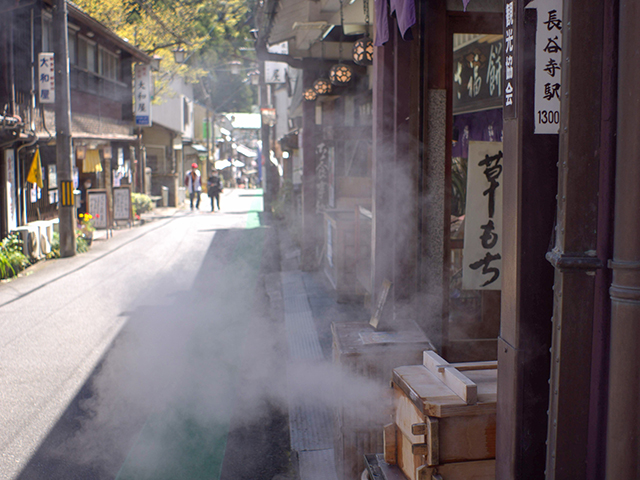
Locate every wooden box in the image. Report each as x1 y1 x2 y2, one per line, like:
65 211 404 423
386 351 497 480
332 322 435 480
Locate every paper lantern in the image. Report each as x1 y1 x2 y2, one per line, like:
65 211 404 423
329 63 353 86
313 77 332 95
353 36 374 66
303 88 318 101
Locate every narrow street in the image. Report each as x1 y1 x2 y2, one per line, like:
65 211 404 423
0 189 292 480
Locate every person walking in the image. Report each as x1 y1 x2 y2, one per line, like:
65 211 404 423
185 162 202 210
207 171 222 212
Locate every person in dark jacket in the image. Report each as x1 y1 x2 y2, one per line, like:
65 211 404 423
207 171 222 212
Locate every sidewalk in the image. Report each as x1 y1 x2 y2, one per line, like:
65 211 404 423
270 219 370 480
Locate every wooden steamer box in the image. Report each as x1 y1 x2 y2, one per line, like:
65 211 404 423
332 322 434 480
386 351 497 480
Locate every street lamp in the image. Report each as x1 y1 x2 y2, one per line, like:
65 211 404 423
173 47 187 63
229 61 242 75
151 55 162 71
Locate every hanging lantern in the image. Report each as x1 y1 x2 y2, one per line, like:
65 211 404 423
303 88 318 101
353 36 374 66
313 77 332 95
330 63 353 86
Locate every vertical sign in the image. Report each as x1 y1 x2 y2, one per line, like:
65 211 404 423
38 53 55 104
265 41 288 84
463 141 503 290
528 0 563 133
134 64 152 126
503 0 516 118
5 151 17 231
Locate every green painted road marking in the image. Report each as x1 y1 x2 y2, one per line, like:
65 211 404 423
245 189 263 230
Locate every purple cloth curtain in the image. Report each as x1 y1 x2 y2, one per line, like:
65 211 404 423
374 0 389 46
452 108 504 159
390 0 416 40
375 0 416 46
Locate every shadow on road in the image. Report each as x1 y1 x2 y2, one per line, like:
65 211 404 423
16 219 292 480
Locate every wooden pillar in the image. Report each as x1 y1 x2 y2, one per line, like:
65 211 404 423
606 0 640 476
300 67 320 270
371 31 396 306
392 27 420 316
496 1 558 478
544 0 606 478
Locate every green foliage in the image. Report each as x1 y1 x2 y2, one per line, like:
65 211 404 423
73 0 258 112
0 233 30 280
131 193 154 217
47 231 91 259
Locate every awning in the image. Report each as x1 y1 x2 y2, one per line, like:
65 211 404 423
215 159 232 170
236 144 258 158
187 143 208 153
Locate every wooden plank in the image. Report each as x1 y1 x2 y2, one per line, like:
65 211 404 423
435 361 497 372
384 423 398 465
423 351 478 404
416 459 496 480
426 417 439 466
397 430 424 480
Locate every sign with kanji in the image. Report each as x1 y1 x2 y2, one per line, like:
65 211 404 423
527 0 563 133
503 0 516 118
134 64 152 126
38 53 55 104
453 37 504 114
463 141 503 290
265 41 288 84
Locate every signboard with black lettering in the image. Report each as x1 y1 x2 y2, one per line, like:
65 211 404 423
463 141 503 290
527 0 563 133
453 37 504 115
503 0 516 119
87 189 108 229
113 186 132 222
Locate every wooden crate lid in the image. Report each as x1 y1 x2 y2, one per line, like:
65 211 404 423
332 321 433 355
392 351 497 418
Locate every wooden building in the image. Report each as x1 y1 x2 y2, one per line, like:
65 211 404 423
259 0 637 477
0 0 150 238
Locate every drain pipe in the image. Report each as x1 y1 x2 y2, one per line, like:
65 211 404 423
605 0 640 477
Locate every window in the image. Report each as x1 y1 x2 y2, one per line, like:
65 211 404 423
78 36 96 72
68 32 77 65
99 47 120 81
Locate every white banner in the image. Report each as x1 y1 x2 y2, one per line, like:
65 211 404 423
528 0 563 134
134 64 152 126
462 141 503 290
265 41 288 84
5 150 17 231
38 53 55 104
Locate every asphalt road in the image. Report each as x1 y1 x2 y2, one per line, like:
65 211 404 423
0 189 291 480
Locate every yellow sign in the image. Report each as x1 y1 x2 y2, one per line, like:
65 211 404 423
60 181 74 207
26 148 43 188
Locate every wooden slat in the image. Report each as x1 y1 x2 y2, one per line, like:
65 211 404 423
384 423 398 465
416 459 496 480
423 351 478 404
435 361 498 372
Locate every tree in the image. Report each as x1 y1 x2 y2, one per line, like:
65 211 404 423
74 0 258 111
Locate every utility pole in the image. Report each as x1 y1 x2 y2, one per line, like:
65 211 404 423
53 0 75 257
